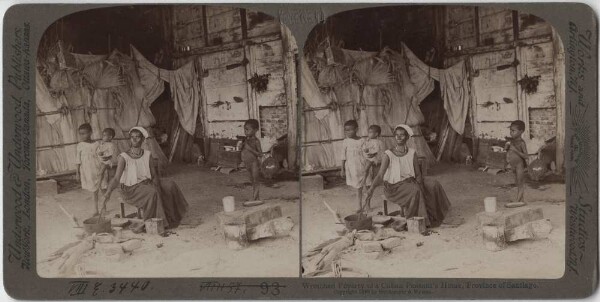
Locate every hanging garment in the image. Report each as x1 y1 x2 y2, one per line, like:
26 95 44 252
401 43 469 135
166 62 201 136
438 61 470 136
131 46 200 136
395 44 435 103
300 58 330 120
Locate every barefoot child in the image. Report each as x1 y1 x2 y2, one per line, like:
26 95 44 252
97 128 118 212
75 123 102 216
505 120 528 208
340 120 370 212
362 125 384 210
241 119 263 201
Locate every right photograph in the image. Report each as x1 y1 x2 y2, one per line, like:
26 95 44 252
301 5 565 278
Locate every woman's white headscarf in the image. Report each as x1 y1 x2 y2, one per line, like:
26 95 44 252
129 126 149 139
394 124 414 137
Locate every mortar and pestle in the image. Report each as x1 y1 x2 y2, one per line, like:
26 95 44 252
343 213 373 231
82 207 112 235
82 217 112 234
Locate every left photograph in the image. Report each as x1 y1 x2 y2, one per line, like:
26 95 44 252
35 5 300 278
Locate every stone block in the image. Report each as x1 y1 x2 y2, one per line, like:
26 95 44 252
216 204 282 228
97 243 124 256
247 217 294 241
407 217 426 234
355 230 375 241
505 219 552 242
380 237 402 250
37 179 58 197
121 239 142 252
363 251 385 260
357 240 383 253
476 207 544 230
302 174 324 192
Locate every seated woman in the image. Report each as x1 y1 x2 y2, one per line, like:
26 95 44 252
102 127 189 232
365 124 450 227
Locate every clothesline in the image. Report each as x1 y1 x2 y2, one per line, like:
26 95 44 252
37 107 116 117
36 136 155 151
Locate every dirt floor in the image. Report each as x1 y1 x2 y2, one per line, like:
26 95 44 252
302 163 565 279
37 163 299 278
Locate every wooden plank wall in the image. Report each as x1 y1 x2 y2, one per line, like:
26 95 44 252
169 5 298 167
442 6 562 169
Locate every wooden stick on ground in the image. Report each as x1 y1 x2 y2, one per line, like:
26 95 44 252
54 199 80 228
322 201 343 224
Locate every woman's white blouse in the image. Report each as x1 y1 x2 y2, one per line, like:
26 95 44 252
383 148 416 184
119 151 152 186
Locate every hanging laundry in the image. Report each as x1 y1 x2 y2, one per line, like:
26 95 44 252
131 45 201 136
438 61 469 136
401 42 469 135
165 61 201 136
36 70 73 175
300 58 330 120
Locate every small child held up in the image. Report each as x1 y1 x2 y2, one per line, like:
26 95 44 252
75 123 102 216
340 120 370 212
241 119 263 201
505 120 528 208
362 124 385 210
97 128 118 210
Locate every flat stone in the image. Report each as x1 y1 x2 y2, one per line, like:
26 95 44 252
357 240 383 253
362 251 385 260
374 228 405 241
37 179 58 197
476 207 544 230
96 243 124 256
216 204 282 228
380 237 402 250
121 239 142 252
355 230 375 241
505 219 552 242
302 174 324 192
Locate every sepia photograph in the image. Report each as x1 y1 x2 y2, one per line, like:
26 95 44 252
35 5 300 278
301 5 566 278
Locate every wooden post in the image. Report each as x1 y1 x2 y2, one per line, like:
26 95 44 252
281 24 299 169
120 203 125 218
552 28 565 174
383 199 388 216
482 224 507 251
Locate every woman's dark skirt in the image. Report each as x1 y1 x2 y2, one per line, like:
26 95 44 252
384 177 450 227
121 179 189 228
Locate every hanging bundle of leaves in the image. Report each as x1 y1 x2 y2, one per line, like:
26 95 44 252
248 73 270 93
318 64 350 88
351 57 393 86
517 74 541 95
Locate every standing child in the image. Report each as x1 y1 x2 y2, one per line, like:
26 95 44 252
505 120 528 208
97 128 118 212
362 124 385 210
75 123 102 216
241 119 263 201
340 120 370 212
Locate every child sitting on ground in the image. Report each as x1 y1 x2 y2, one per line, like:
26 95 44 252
97 128 118 211
75 123 102 216
362 124 385 210
241 119 263 201
505 120 528 208
341 120 370 212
